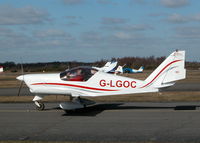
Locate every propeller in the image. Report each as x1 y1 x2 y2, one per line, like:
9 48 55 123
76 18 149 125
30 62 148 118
17 80 23 96
17 62 24 96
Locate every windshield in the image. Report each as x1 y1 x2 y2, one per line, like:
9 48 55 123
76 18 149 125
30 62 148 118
60 66 98 81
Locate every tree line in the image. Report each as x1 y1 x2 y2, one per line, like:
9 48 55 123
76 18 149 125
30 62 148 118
0 56 199 72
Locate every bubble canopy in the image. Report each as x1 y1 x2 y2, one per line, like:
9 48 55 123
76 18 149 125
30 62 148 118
60 66 98 82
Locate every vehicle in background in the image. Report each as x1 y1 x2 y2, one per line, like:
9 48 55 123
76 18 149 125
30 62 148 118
0 66 3 73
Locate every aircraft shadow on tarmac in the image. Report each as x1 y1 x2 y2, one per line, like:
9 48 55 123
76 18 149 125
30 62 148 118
60 103 200 117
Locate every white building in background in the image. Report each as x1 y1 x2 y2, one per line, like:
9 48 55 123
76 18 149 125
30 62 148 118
0 66 3 73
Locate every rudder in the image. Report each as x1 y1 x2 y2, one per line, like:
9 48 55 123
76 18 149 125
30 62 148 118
142 50 186 88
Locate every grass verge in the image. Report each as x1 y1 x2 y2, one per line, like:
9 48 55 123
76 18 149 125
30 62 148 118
0 91 200 103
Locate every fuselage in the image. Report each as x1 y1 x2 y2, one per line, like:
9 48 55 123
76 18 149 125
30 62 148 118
18 71 158 97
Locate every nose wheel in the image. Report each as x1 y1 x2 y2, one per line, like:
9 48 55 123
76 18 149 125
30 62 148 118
35 101 45 111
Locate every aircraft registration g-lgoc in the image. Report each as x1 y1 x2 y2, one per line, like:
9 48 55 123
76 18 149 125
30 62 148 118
17 50 186 111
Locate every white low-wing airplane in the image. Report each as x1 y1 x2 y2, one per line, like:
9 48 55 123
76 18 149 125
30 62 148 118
93 61 118 73
17 50 186 111
116 65 144 74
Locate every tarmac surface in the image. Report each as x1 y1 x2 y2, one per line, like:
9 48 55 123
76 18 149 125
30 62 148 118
1 102 200 142
0 82 200 96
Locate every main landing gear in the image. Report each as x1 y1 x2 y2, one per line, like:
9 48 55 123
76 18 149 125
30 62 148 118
59 96 96 110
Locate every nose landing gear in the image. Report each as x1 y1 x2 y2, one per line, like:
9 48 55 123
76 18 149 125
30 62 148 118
33 95 45 111
35 101 45 111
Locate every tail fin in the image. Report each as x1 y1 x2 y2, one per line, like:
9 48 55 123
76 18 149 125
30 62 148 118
103 62 111 67
142 50 186 88
115 66 123 73
101 61 118 72
138 66 144 72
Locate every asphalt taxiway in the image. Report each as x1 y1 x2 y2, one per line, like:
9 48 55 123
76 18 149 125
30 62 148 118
0 102 200 142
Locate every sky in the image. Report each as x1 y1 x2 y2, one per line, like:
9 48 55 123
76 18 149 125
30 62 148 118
0 0 200 63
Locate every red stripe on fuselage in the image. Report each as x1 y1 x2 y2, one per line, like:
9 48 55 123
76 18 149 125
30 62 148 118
140 60 182 88
31 83 118 91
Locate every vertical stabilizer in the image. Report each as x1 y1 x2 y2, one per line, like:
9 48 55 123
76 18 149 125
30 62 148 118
115 66 123 73
138 66 144 72
142 50 186 88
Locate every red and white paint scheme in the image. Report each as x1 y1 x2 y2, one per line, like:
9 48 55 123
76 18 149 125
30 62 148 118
16 50 186 111
0 66 3 73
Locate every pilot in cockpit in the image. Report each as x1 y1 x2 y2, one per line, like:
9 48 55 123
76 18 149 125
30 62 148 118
66 69 84 81
60 67 98 82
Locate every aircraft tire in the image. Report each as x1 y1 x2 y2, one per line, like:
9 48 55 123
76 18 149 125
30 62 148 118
83 104 86 108
36 102 45 111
